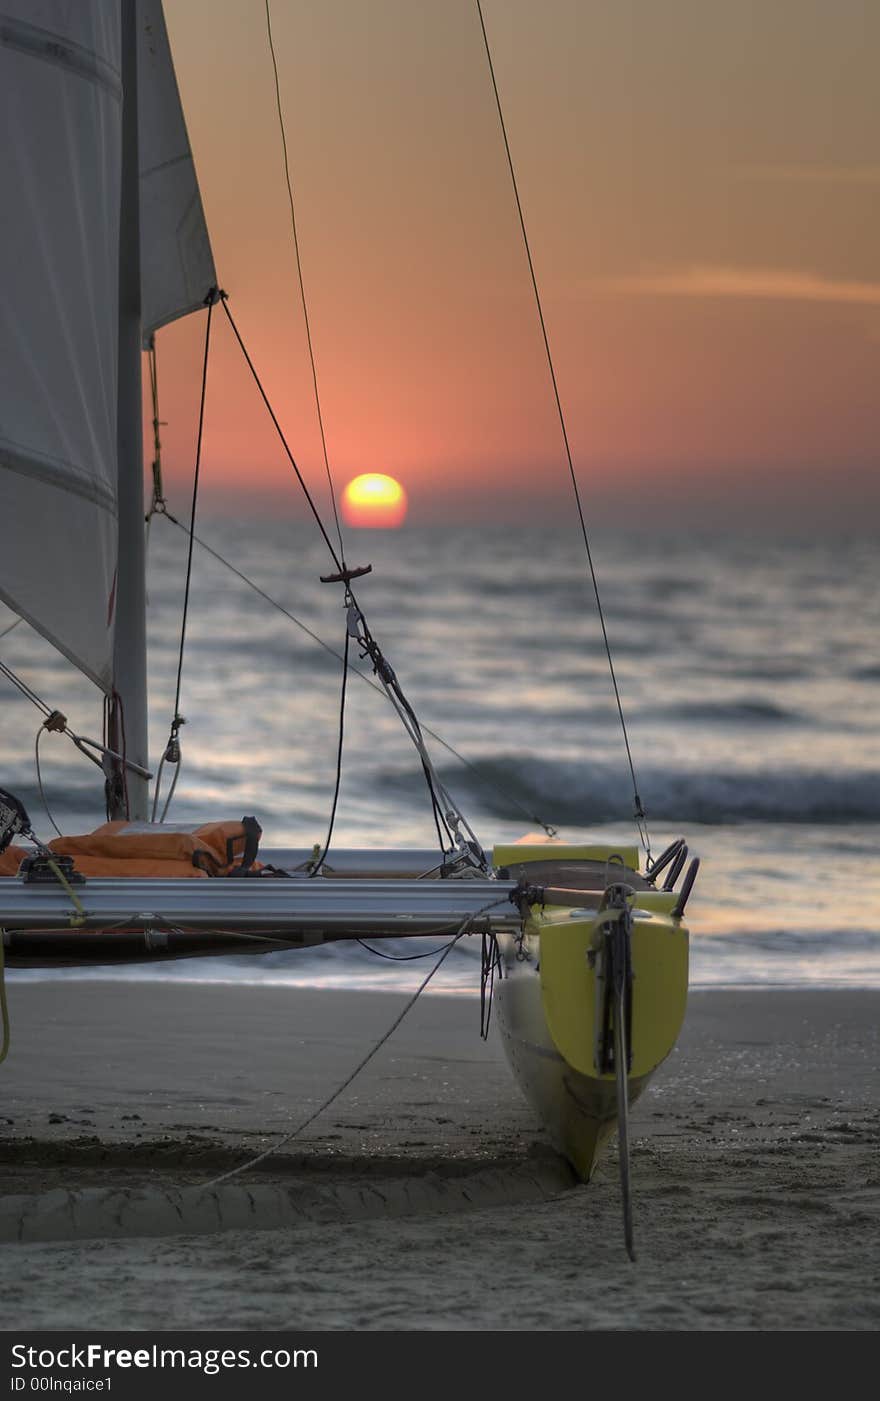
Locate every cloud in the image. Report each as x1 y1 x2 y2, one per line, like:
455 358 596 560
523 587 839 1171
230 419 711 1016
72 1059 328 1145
734 164 880 187
590 265 880 306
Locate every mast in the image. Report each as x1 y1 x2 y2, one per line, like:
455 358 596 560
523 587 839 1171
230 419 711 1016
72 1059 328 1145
110 0 150 820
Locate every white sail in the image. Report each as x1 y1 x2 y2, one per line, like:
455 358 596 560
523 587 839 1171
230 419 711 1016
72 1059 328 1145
0 2 122 691
0 1 215 694
138 0 216 342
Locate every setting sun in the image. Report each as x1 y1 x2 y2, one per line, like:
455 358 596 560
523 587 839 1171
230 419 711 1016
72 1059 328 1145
341 473 408 528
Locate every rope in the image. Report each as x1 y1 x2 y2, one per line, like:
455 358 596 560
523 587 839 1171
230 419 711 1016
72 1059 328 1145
264 0 346 563
34 727 63 839
156 511 557 836
154 294 215 822
355 936 459 962
42 857 87 927
169 295 214 742
147 337 166 516
474 0 650 858
308 619 350 876
144 336 166 582
151 751 182 826
201 895 509 1189
480 927 502 1040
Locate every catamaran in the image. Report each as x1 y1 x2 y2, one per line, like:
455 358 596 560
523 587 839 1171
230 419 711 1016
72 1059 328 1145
0 0 698 1256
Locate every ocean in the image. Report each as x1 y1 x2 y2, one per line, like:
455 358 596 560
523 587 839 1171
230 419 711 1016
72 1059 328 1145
1 517 877 992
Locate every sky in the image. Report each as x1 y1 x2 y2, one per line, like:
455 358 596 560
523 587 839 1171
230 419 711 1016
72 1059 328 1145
154 0 880 529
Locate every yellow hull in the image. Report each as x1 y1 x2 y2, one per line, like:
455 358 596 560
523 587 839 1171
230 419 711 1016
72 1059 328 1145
493 842 690 1180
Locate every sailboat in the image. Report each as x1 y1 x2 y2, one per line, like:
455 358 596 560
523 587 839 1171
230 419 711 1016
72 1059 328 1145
0 0 698 1251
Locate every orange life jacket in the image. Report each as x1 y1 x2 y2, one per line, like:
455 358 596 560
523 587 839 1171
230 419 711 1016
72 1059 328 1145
0 844 28 877
0 818 263 878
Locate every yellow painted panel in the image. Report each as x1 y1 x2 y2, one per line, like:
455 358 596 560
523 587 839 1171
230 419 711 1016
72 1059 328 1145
538 911 689 1079
632 891 679 916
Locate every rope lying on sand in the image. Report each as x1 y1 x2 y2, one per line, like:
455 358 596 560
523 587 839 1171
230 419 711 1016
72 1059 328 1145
202 896 509 1189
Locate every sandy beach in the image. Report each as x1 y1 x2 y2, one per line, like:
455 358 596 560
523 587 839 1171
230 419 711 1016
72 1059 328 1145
0 979 877 1331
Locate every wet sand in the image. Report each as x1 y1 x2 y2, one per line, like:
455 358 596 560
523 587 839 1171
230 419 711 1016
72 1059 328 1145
0 981 877 1330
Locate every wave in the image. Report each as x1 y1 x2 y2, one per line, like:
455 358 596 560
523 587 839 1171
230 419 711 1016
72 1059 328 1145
657 698 802 725
10 753 880 835
426 755 880 825
692 658 812 681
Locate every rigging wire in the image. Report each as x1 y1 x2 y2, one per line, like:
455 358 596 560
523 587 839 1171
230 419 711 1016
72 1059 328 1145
151 295 456 856
474 0 650 857
34 727 64 839
0 658 149 825
153 293 216 823
146 306 477 854
221 298 457 854
217 297 486 864
0 658 52 720
307 620 350 876
170 295 215 740
155 509 557 837
264 0 346 563
340 591 481 858
202 894 510 1189
151 756 181 826
220 296 344 572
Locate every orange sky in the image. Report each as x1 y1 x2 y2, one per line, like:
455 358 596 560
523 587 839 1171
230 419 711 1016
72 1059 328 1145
151 0 880 528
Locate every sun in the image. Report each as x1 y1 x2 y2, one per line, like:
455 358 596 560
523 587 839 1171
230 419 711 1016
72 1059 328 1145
341 473 408 528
